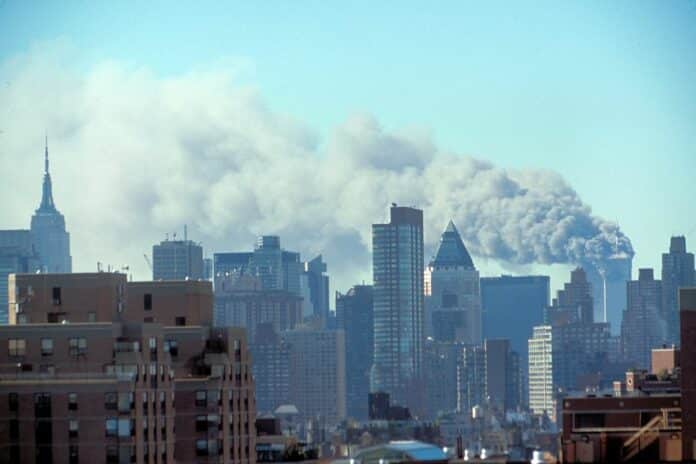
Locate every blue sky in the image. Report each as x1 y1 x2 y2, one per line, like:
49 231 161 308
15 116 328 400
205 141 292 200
1 1 694 285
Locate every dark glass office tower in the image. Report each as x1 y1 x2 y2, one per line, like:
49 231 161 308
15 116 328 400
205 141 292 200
370 205 424 409
336 284 373 420
662 236 695 345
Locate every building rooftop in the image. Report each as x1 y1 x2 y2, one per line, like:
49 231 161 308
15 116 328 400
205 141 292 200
430 220 474 269
354 440 447 463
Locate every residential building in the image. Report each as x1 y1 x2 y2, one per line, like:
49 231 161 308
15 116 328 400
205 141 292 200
0 231 40 324
0 272 256 464
284 327 346 425
335 284 373 420
152 237 204 280
423 339 459 418
559 284 696 464
561 351 682 462
30 138 72 274
662 236 694 345
425 220 481 345
457 339 522 415
213 274 303 342
621 268 666 368
681 287 696 460
370 205 424 410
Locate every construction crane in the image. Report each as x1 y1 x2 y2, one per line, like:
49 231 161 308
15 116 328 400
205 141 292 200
143 254 153 272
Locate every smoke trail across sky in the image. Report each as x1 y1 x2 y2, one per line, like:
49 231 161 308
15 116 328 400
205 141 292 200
0 42 633 290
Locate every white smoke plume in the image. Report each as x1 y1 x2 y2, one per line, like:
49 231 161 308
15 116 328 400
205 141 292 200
0 43 632 291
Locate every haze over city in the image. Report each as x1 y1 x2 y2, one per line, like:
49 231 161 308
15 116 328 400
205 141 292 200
0 2 695 463
1 2 694 293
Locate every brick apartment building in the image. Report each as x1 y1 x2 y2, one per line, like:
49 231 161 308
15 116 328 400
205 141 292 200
560 287 696 462
0 272 256 464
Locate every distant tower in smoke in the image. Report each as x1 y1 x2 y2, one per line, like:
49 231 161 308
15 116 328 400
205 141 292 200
583 254 632 336
30 136 72 273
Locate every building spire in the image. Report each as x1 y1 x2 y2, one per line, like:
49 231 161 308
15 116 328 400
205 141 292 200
38 135 56 212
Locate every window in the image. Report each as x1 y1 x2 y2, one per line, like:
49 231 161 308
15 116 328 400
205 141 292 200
175 316 186 326
8 338 26 356
149 337 157 353
40 364 55 375
106 445 118 463
69 445 78 464
164 340 178 356
69 337 87 356
68 393 77 410
117 418 132 437
195 390 207 407
52 287 62 305
144 293 152 310
196 415 207 431
87 312 96 322
9 393 18 412
41 338 54 356
144 317 153 323
196 439 208 456
442 293 458 308
69 419 78 438
104 392 117 410
118 392 132 413
9 418 19 440
105 418 117 437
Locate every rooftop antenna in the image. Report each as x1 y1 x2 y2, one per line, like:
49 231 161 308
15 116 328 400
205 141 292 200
184 224 188 242
44 133 49 174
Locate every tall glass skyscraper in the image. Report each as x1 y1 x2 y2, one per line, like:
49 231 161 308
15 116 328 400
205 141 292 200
370 205 424 409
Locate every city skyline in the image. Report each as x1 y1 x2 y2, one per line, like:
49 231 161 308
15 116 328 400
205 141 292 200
1 2 695 295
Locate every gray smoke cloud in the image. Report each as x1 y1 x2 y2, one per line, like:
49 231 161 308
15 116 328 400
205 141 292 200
0 43 633 291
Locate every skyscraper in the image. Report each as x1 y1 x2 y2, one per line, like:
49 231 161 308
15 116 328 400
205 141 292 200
425 220 481 345
621 268 666 368
213 236 303 296
304 255 330 323
544 267 594 325
30 138 71 274
528 269 610 420
370 205 424 409
0 231 40 323
336 285 374 420
152 237 204 280
481 275 549 362
662 236 695 345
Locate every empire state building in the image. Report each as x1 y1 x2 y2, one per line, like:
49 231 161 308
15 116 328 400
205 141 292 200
30 138 72 273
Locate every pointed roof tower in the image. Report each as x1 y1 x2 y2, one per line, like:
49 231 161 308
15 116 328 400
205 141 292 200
430 220 475 268
37 135 57 212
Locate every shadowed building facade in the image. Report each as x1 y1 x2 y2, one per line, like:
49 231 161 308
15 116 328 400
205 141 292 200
662 237 694 346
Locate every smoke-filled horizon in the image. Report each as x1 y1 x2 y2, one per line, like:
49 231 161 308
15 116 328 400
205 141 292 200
0 44 633 292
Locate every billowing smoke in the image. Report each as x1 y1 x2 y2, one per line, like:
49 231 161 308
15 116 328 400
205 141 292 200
0 43 633 291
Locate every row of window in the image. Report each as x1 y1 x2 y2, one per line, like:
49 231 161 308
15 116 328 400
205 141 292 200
8 337 87 357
